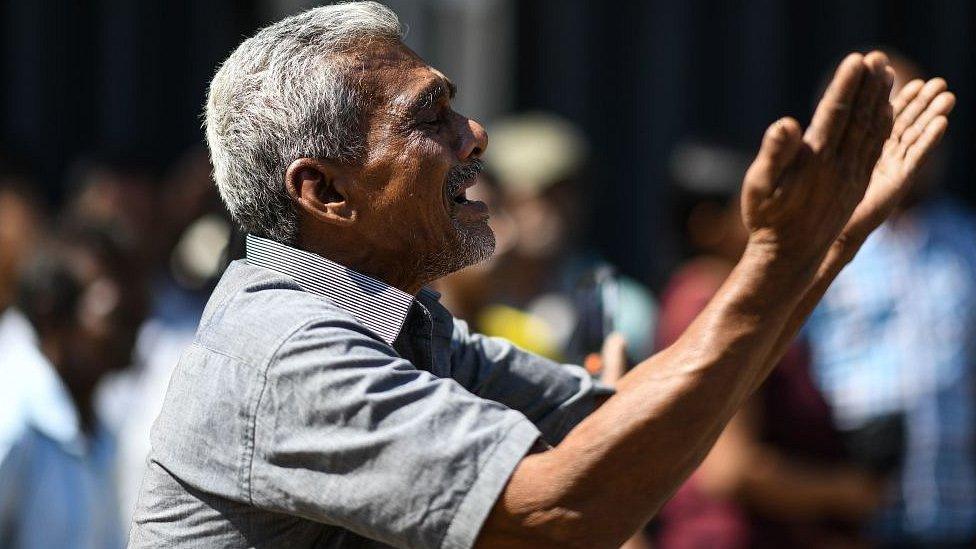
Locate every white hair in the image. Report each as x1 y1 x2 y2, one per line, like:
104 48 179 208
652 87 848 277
205 2 402 243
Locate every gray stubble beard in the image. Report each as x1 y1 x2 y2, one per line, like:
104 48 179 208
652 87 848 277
417 158 495 283
418 216 495 284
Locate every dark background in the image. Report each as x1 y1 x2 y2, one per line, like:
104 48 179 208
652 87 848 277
2 0 973 288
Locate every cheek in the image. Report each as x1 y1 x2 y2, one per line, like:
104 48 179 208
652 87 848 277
394 142 452 219
363 125 456 243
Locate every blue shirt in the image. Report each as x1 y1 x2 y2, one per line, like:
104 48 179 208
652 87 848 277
129 235 612 548
0 309 123 549
806 196 976 544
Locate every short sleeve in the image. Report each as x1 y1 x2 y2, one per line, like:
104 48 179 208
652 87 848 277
248 317 541 549
449 319 615 445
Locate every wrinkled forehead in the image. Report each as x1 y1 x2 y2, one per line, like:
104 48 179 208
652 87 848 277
347 40 452 112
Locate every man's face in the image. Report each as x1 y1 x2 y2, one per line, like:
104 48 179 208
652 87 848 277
348 41 494 283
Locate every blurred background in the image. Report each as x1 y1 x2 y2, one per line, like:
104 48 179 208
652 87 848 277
3 0 974 281
1 1 975 548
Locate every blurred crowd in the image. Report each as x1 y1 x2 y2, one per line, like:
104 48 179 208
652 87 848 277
1 54 975 549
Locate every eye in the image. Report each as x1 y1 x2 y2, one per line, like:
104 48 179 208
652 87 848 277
422 112 445 127
418 105 452 129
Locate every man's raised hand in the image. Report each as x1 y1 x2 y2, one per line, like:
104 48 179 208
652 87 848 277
840 76 955 245
740 51 895 272
760 62 954 391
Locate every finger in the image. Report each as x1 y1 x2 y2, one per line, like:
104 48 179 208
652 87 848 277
599 333 629 385
891 79 924 117
859 101 893 182
842 53 893 177
898 91 955 154
892 78 948 137
805 53 866 153
905 115 949 170
744 117 804 200
881 78 924 158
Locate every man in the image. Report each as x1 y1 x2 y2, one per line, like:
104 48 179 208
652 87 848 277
0 225 148 549
806 55 976 546
129 3 954 547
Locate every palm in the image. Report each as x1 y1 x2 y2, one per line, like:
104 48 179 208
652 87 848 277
848 78 954 238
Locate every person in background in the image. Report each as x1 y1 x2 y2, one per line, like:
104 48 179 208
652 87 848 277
64 155 159 266
805 54 976 547
0 171 43 317
0 224 149 549
0 170 47 458
117 146 237 523
653 141 882 549
63 147 238 523
471 112 658 365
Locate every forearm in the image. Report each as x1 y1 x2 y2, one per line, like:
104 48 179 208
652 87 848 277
480 245 815 547
756 232 862 396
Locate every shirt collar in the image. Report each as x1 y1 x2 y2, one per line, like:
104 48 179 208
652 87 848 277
245 234 438 345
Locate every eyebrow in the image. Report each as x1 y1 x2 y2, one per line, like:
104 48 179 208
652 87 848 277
405 78 457 116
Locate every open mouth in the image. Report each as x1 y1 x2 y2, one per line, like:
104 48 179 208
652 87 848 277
450 185 474 205
445 159 484 208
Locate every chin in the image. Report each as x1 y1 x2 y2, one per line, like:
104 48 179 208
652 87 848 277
422 221 495 282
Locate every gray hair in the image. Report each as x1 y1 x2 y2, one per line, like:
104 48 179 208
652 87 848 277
205 2 402 243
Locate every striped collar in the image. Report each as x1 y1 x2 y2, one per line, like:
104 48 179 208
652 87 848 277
245 234 438 345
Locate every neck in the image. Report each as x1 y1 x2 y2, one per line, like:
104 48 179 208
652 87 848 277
297 233 425 295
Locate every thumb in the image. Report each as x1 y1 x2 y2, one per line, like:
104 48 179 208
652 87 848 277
599 332 629 386
743 117 804 203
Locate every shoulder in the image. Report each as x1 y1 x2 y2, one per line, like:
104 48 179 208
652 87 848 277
149 266 398 499
193 260 389 365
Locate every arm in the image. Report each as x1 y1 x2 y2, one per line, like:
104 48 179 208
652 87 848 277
480 244 818 548
477 51 950 548
673 75 952 520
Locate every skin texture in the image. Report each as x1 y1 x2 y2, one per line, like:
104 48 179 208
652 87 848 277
282 43 953 548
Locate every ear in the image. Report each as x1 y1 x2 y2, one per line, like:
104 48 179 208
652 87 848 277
284 158 358 227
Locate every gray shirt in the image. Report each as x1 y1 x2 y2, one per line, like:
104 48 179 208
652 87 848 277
128 235 612 549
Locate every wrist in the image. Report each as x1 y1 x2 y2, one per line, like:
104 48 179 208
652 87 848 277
743 232 823 281
729 240 818 313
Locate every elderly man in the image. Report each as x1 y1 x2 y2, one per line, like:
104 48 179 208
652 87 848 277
129 3 955 548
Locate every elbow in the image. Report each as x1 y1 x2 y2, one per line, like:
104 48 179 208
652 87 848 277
476 449 645 548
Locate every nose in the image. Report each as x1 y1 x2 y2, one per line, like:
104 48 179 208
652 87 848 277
458 117 488 161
